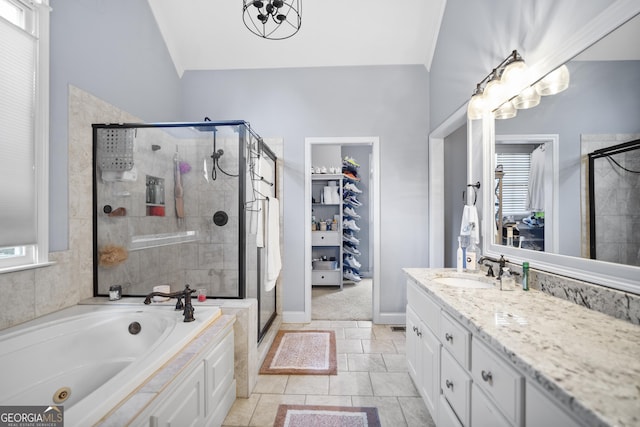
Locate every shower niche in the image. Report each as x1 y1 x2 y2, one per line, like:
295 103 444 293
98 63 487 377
145 175 165 216
93 121 278 341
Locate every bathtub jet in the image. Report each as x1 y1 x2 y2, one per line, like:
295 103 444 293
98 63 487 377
143 284 196 322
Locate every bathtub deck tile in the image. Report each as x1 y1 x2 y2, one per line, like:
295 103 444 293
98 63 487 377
95 392 156 427
140 352 195 392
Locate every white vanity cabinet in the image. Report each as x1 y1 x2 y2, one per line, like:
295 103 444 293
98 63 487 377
406 279 441 420
406 278 525 427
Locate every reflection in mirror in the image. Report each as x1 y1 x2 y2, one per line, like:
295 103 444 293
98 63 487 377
490 15 640 271
493 135 557 253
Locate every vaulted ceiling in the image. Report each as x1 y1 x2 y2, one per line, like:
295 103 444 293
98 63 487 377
147 0 447 76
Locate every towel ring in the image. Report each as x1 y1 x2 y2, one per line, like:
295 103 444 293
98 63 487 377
463 182 481 205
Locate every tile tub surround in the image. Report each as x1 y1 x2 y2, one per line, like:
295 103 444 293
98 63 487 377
404 268 640 427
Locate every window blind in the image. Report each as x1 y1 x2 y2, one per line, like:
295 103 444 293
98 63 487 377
0 16 37 247
496 152 531 216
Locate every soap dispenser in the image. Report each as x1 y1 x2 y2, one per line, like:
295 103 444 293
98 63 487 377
466 239 481 272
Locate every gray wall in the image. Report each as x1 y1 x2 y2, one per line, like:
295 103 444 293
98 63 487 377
429 0 613 130
443 124 467 267
179 66 430 315
50 0 181 250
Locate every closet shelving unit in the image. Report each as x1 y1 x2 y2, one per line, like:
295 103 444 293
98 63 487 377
311 174 343 289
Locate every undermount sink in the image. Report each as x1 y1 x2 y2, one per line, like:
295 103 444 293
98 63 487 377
434 277 495 289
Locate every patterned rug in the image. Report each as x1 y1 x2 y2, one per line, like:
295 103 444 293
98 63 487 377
260 330 337 375
274 405 381 427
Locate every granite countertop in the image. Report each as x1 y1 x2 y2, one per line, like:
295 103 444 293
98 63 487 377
403 268 640 427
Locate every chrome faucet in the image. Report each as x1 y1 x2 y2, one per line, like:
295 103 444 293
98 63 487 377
144 284 196 322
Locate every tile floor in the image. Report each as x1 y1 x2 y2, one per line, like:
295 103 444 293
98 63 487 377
223 320 435 426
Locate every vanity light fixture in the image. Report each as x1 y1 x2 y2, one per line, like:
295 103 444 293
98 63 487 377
467 50 529 120
242 0 302 40
467 50 571 120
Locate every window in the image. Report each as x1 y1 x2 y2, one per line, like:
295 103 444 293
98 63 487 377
496 151 531 217
0 0 49 272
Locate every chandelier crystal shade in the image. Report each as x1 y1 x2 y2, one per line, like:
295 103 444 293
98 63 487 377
243 0 302 40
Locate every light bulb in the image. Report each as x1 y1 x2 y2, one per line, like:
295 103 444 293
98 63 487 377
513 85 541 109
484 77 506 107
535 64 570 96
494 101 517 120
467 92 486 120
501 59 528 94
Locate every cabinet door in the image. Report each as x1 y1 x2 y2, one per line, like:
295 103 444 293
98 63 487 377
204 331 235 418
406 306 420 382
150 365 205 427
418 318 440 420
525 382 581 427
471 384 511 427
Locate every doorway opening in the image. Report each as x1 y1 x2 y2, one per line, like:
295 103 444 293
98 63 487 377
304 137 381 323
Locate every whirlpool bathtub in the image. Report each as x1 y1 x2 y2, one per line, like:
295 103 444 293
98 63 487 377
0 303 222 426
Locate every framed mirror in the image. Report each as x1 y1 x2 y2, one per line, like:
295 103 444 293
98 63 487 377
481 6 640 293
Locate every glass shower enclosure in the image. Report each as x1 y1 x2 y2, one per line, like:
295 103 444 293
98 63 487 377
92 121 277 342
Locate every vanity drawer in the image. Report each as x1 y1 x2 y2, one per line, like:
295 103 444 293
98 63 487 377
312 231 341 246
471 383 512 427
406 279 440 335
441 348 471 427
471 338 523 426
440 311 470 369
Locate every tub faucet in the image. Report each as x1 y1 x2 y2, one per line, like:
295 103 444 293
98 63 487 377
144 284 196 322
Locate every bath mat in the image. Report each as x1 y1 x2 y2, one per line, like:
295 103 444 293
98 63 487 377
260 330 337 375
274 404 381 427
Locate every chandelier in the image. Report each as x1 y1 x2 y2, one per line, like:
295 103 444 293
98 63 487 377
242 0 302 40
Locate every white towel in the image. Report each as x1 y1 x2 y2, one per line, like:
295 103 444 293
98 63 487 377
460 205 480 244
265 197 281 292
255 199 265 248
527 145 545 211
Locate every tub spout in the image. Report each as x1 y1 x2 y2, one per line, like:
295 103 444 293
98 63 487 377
144 284 196 322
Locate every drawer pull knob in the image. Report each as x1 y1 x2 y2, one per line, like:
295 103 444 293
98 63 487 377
412 326 418 333
445 380 454 390
481 370 493 382
445 333 453 342
417 330 422 337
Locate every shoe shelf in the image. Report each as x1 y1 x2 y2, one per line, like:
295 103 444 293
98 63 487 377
342 156 363 284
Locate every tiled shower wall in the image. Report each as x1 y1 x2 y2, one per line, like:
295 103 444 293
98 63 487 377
96 127 243 297
582 134 640 267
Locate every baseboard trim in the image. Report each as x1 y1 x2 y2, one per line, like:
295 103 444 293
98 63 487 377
376 312 406 325
282 311 309 323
